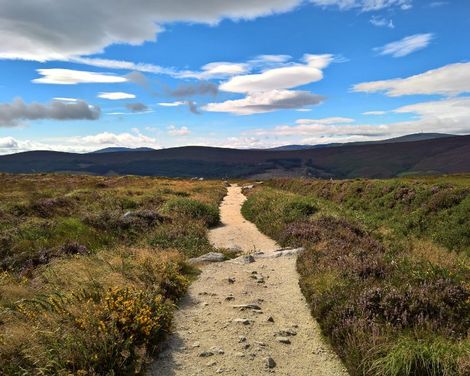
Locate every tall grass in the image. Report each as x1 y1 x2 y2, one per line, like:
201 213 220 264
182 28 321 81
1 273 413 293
0 174 225 374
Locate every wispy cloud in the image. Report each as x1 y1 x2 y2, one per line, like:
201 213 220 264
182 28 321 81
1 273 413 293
375 33 434 58
353 61 470 96
167 125 191 136
310 0 412 12
370 16 394 29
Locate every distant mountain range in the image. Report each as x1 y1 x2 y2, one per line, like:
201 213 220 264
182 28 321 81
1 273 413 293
0 133 469 179
91 147 156 153
268 133 457 151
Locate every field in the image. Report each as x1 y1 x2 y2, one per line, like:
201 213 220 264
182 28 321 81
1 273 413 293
0 174 225 374
242 176 470 376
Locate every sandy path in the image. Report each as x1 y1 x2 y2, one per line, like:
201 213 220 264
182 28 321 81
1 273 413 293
149 185 348 375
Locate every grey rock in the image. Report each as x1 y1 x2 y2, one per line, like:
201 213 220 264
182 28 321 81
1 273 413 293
265 357 276 369
232 304 262 311
276 336 291 344
230 255 255 264
276 328 297 337
199 351 214 357
233 318 254 325
189 252 225 264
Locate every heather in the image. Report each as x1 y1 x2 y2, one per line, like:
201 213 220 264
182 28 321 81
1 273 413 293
242 178 470 376
0 174 225 374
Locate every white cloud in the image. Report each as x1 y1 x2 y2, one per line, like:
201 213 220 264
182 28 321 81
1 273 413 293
53 97 79 103
309 0 412 11
353 62 470 96
370 16 394 28
0 0 302 61
204 89 324 115
98 92 136 100
247 97 470 145
0 98 100 127
363 111 386 115
220 54 333 93
158 101 186 107
178 62 249 79
0 129 162 154
296 117 355 124
71 57 172 75
375 33 433 58
33 69 127 85
167 125 191 136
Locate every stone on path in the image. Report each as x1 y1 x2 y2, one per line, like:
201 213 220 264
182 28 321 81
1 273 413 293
189 252 225 264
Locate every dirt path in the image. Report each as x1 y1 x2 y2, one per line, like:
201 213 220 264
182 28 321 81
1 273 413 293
149 185 348 375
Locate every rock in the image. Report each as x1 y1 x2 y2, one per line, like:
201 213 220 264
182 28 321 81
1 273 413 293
235 352 245 357
239 336 247 343
192 341 200 348
230 255 255 264
199 351 214 357
276 328 297 337
225 295 235 301
216 368 224 373
232 304 262 311
233 318 253 325
228 277 236 284
266 316 275 323
265 357 276 369
206 360 217 367
189 252 225 264
276 336 291 344
254 341 266 347
242 343 250 350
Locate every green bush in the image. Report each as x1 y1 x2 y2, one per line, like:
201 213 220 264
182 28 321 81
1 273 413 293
162 198 220 227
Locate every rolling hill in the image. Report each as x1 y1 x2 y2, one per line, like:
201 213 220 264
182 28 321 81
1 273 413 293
1 134 469 179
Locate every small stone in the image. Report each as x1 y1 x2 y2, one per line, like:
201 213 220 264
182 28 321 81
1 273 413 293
267 316 275 323
216 368 224 374
276 328 297 337
276 336 291 344
192 341 200 348
206 360 217 367
233 318 253 325
242 343 250 350
199 351 214 357
254 341 266 347
225 295 235 301
231 255 255 264
239 336 247 343
265 357 276 369
228 277 236 284
235 352 245 357
189 252 225 264
232 304 262 311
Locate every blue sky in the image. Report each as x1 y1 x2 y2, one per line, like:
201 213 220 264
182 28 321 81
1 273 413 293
0 0 469 153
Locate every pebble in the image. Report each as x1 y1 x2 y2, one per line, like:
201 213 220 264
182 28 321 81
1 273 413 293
233 318 253 325
199 351 214 357
267 316 275 323
276 328 297 337
228 277 236 284
265 357 277 369
239 336 247 343
206 360 217 367
192 341 200 348
232 304 262 311
276 336 291 344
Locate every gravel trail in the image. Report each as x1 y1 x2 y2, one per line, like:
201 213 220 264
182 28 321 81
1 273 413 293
149 185 348 376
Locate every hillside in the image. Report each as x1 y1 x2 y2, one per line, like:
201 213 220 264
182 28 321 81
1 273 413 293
269 133 457 151
0 135 469 178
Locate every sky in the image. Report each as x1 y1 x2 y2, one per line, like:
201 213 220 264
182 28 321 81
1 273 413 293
0 0 469 154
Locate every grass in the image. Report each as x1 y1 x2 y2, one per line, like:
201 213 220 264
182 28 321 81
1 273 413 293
0 174 225 374
242 177 470 376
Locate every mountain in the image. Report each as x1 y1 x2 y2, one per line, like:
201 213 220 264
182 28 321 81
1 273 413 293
91 147 156 153
270 133 457 151
0 134 469 179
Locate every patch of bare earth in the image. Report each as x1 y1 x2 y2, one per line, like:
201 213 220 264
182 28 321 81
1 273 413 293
149 185 348 375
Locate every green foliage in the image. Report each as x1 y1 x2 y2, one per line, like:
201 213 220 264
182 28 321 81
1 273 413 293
161 197 220 227
243 183 470 376
0 174 225 374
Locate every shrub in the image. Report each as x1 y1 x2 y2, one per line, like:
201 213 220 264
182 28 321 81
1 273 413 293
161 198 219 227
